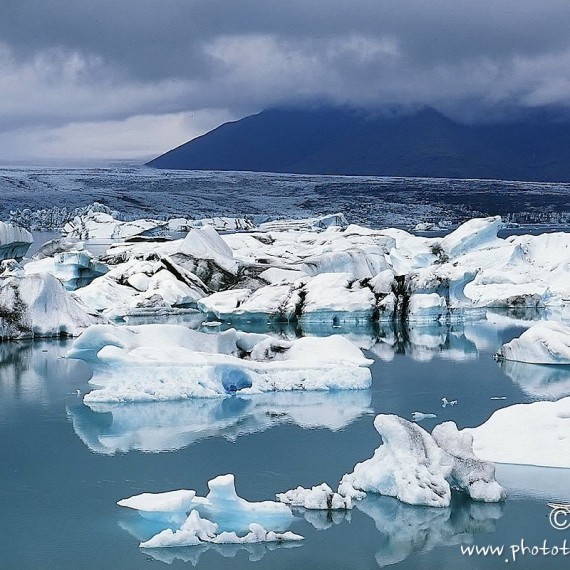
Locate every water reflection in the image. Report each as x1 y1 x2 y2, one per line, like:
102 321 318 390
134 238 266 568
300 508 350 530
495 463 570 502
141 541 302 566
67 390 373 454
357 495 504 567
195 319 499 362
0 340 90 409
498 359 570 400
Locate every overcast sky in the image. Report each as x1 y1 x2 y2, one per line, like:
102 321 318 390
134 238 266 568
2 0 570 162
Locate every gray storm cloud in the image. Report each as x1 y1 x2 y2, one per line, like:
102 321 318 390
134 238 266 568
1 0 570 160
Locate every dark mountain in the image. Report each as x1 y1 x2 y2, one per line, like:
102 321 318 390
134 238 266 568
147 107 570 182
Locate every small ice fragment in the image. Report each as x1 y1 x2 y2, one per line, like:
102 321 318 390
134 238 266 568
411 411 437 422
441 397 458 408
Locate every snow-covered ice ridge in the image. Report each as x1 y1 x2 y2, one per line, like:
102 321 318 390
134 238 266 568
65 214 570 324
67 324 373 402
276 414 505 510
118 474 302 549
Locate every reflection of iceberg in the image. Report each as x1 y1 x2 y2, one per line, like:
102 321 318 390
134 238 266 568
141 541 302 566
356 495 504 567
67 390 372 454
298 509 350 531
498 359 570 400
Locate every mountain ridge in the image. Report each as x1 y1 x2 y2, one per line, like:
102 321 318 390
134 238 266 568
147 107 570 182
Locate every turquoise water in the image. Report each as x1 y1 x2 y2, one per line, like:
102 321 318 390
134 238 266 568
2 322 570 569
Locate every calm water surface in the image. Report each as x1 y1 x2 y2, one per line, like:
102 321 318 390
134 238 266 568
2 321 570 569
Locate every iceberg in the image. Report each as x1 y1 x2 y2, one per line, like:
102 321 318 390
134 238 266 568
276 483 354 510
24 249 108 290
119 474 300 549
0 221 33 261
257 213 348 232
340 414 505 507
49 214 570 324
67 324 373 403
118 491 197 524
341 415 454 507
496 321 570 364
0 272 101 340
73 255 208 318
63 210 166 240
432 422 506 503
274 414 505 511
189 216 255 232
464 397 570 468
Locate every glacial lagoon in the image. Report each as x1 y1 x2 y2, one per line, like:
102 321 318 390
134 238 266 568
2 320 570 569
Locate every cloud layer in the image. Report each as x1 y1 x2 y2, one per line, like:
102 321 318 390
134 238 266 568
2 1 570 160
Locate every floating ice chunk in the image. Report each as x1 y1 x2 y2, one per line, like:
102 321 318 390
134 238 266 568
119 474 300 550
197 289 252 318
464 397 570 468
432 422 506 502
441 397 458 408
0 273 100 340
25 250 108 290
74 256 208 318
201 285 297 322
68 324 372 403
411 411 437 422
341 414 505 507
63 211 166 240
190 217 255 232
192 474 294 532
407 293 447 322
439 216 502 258
179 225 238 275
300 247 388 280
33 237 84 259
276 483 353 510
139 510 218 548
117 489 196 519
212 524 303 545
341 415 453 507
257 213 347 232
300 273 377 323
0 221 33 261
258 267 306 284
496 321 570 364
